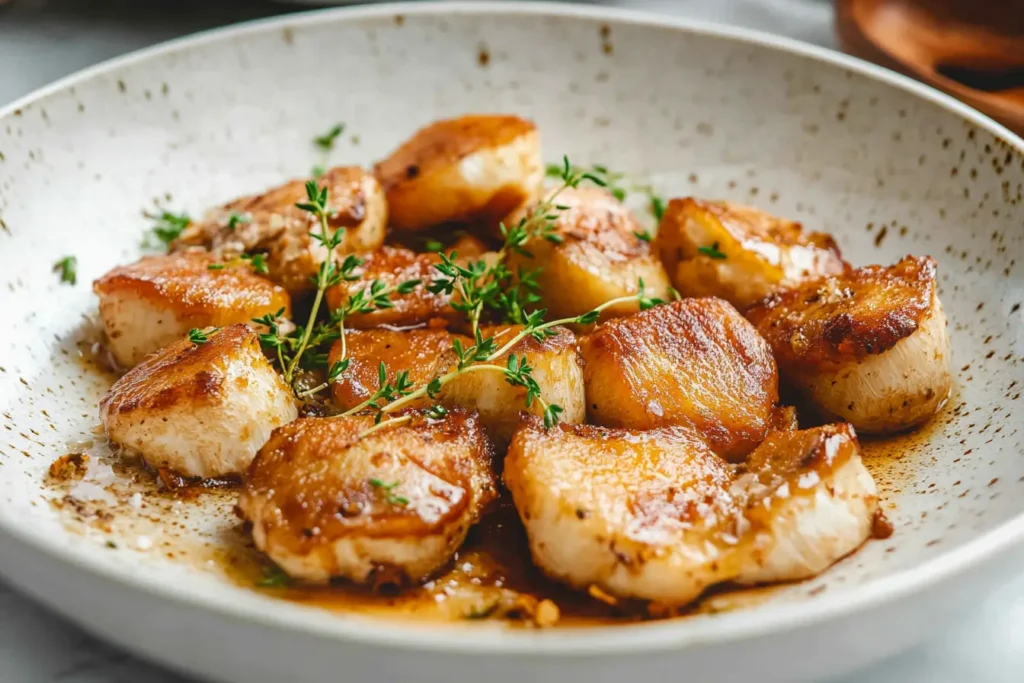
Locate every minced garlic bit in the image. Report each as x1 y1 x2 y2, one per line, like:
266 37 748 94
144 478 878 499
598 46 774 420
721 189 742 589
533 599 560 628
587 584 618 606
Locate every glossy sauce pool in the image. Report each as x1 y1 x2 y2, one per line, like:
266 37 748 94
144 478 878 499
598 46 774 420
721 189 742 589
46 419 934 629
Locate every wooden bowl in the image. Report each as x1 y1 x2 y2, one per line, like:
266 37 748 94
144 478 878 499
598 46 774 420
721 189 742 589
837 0 1024 135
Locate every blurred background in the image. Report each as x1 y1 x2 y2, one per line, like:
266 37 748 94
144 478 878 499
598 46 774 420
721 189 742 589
3 1 1022 131
0 0 837 106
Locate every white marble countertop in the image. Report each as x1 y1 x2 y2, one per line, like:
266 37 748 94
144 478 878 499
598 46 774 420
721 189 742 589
1 1 1022 681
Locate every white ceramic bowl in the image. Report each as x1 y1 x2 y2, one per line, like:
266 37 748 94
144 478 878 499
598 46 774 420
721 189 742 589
2 3 1023 682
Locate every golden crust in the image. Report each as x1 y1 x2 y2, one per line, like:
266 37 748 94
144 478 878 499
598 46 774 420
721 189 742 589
734 422 878 584
328 329 466 411
375 115 535 186
374 114 543 232
654 198 847 310
741 423 861 505
579 298 778 460
93 251 291 323
531 187 650 257
173 166 386 294
99 324 275 416
504 416 749 604
240 411 497 560
507 417 741 537
746 255 938 368
325 246 459 329
99 323 298 478
506 416 877 604
664 198 842 258
505 187 672 320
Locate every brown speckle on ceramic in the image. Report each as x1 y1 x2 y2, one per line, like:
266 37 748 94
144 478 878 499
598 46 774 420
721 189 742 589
600 24 613 55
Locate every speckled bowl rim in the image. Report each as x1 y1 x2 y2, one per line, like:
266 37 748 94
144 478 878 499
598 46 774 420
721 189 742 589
2 0 1022 657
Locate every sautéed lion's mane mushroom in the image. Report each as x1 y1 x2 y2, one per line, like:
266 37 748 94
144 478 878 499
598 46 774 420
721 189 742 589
85 113 952 625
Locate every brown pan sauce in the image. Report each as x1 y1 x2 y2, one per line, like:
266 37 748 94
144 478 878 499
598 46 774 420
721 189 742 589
234 401 942 627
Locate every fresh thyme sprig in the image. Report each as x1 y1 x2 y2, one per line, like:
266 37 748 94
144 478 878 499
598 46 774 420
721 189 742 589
548 162 627 201
427 155 598 336
545 161 666 224
252 307 291 375
254 242 421 399
347 155 667 439
351 284 661 438
288 274 422 399
281 180 344 386
313 123 345 150
339 361 417 421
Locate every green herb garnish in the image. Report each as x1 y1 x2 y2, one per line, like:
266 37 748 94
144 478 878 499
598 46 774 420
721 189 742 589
53 255 77 285
253 182 418 400
313 123 345 151
257 564 291 588
650 195 666 222
188 328 211 344
697 242 727 259
369 478 410 506
346 156 665 439
311 123 345 178
227 212 251 231
145 210 190 246
241 253 269 275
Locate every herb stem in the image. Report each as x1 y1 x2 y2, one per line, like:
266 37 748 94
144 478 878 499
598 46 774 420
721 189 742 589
489 292 639 360
296 382 329 398
287 283 326 382
276 343 286 376
338 317 347 365
359 414 415 439
339 393 380 418
466 297 483 340
284 190 338 385
377 363 505 416
346 289 650 434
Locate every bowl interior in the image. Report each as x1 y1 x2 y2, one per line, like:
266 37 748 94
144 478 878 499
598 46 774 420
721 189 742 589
1 2 1023 642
